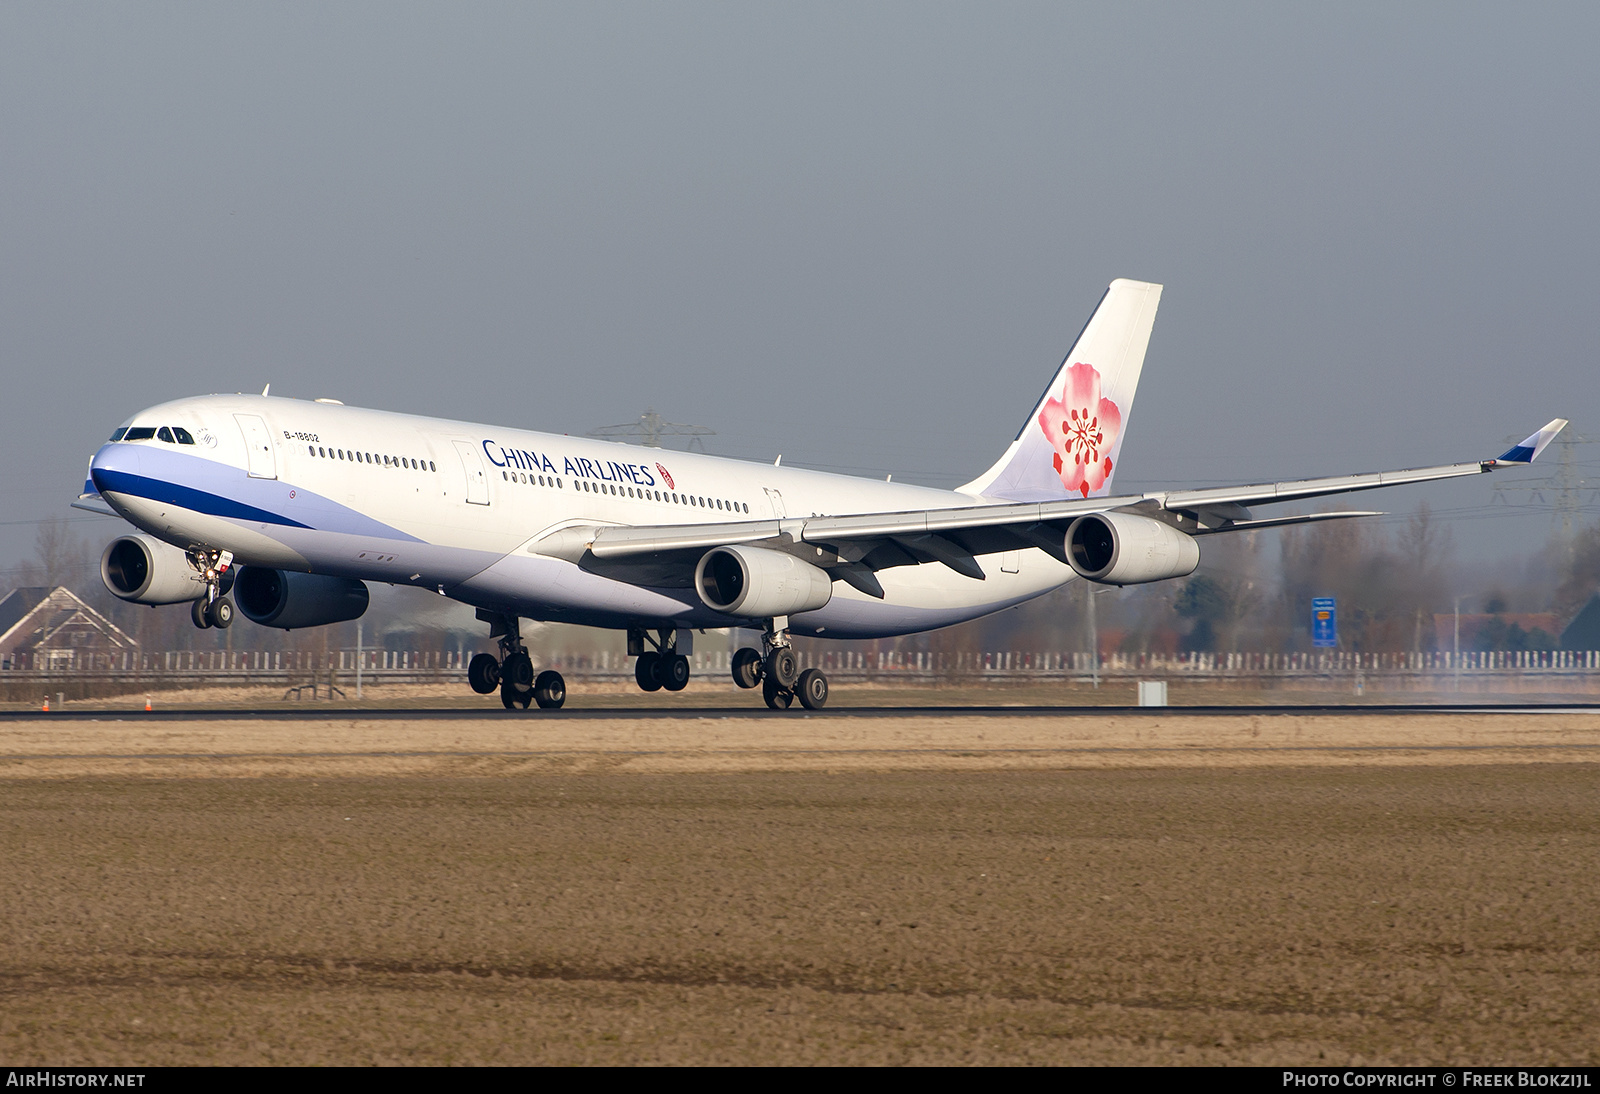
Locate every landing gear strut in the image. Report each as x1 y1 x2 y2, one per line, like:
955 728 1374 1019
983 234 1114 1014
629 627 691 693
187 548 235 630
733 617 828 710
471 610 565 710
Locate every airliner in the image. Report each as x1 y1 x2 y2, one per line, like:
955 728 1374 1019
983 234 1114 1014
78 279 1566 709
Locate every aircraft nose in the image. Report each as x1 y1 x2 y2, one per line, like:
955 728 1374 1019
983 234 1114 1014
89 442 139 494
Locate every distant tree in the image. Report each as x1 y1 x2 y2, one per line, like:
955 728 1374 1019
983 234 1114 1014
1277 515 1402 650
1394 502 1453 651
1175 575 1228 652
1556 519 1600 619
20 517 92 594
1474 615 1509 652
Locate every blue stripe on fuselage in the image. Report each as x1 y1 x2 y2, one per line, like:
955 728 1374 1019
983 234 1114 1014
90 444 425 542
94 467 314 529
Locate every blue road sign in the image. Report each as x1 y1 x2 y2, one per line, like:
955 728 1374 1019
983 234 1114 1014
1312 598 1337 648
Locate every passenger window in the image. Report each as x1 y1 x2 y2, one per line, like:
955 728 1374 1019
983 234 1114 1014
429 461 436 472
173 427 196 444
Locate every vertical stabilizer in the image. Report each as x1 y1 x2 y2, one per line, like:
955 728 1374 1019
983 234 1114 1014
959 278 1161 501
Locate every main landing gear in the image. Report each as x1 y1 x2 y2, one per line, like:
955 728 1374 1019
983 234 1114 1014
467 611 565 710
188 548 236 630
629 626 691 693
730 616 828 710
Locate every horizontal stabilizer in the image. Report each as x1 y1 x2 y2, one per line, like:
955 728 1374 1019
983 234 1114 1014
1496 419 1568 463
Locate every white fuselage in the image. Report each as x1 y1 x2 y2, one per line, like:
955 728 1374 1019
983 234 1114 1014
90 394 1075 637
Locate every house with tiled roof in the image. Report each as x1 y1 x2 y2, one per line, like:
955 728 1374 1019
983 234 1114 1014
0 587 138 670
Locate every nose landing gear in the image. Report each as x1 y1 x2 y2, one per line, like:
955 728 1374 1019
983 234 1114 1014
187 548 236 630
470 611 565 710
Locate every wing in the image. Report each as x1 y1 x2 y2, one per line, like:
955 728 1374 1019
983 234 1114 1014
531 420 1567 597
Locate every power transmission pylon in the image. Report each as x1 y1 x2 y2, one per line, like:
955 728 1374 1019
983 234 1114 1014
587 408 715 452
1490 430 1594 548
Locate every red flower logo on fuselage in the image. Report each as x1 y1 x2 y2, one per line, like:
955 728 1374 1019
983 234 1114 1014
1038 362 1122 498
656 462 675 490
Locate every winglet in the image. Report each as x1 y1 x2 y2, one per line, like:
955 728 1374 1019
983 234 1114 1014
1496 419 1568 463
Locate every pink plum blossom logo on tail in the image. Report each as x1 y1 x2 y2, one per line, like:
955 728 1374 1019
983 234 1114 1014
1038 362 1122 498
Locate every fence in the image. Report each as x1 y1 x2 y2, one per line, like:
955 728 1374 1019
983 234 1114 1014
4 646 1600 699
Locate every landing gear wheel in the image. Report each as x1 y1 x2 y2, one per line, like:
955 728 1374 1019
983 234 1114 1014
191 599 212 629
204 597 234 629
468 653 501 695
762 676 793 709
796 668 829 710
500 652 534 709
635 651 663 692
661 653 691 692
731 647 762 689
534 670 566 709
765 647 799 689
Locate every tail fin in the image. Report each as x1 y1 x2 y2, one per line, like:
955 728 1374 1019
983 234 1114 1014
959 278 1162 501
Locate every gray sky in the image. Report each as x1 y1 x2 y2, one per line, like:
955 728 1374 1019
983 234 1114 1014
3 2 1596 577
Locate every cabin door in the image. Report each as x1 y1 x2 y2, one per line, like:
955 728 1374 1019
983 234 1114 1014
452 440 490 505
234 414 277 479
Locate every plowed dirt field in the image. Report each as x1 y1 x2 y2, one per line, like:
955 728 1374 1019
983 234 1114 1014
1 710 1596 1065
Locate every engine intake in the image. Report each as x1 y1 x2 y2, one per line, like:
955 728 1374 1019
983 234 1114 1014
101 534 212 605
1065 512 1200 586
234 567 370 629
695 545 833 618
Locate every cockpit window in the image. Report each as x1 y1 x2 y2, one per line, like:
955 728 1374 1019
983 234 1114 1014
172 427 196 444
157 427 176 443
123 427 156 441
109 427 128 442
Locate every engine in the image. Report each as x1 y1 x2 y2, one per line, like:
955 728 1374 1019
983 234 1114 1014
101 534 217 605
1065 512 1200 586
234 567 370 629
694 545 833 618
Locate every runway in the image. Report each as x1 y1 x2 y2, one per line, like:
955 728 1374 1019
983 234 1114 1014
2 706 1598 777
5 700 1600 722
